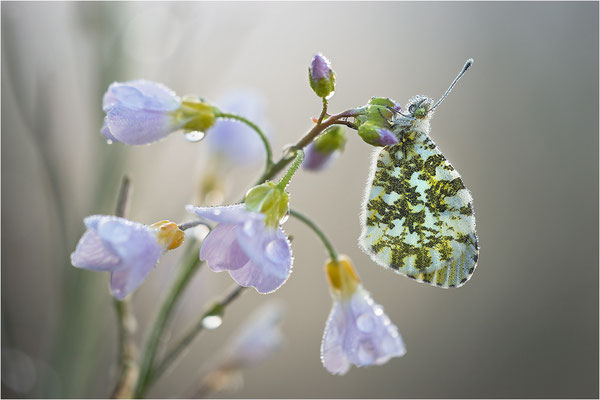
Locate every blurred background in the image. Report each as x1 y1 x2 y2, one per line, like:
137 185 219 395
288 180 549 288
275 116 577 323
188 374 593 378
2 2 598 398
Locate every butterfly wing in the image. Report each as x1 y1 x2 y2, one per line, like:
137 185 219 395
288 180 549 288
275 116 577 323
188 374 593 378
359 131 479 288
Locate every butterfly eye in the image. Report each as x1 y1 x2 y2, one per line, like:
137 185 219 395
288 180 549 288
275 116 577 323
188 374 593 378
414 107 427 119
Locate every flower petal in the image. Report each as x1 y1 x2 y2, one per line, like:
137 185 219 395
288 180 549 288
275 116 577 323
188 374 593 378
101 119 118 143
232 224 292 294
71 229 122 271
186 204 263 225
109 263 155 300
321 302 352 375
200 223 249 272
92 215 163 277
106 106 177 145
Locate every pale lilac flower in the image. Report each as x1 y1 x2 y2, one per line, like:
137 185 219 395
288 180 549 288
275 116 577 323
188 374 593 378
186 204 292 294
321 256 406 375
192 301 284 396
102 80 182 145
71 216 184 299
222 301 284 367
205 89 270 165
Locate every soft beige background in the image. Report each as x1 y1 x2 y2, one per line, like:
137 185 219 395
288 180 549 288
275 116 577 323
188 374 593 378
2 2 598 398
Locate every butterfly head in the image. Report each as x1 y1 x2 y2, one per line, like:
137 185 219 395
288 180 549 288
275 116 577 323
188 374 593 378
406 95 434 120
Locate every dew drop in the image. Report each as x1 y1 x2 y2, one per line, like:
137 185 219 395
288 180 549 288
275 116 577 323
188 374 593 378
265 240 282 263
243 220 256 236
279 213 289 224
281 144 298 160
356 313 376 333
106 139 114 145
325 90 335 100
183 131 205 143
357 341 377 364
202 315 223 330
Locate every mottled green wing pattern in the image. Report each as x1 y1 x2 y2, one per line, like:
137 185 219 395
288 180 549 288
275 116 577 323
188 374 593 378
359 130 479 288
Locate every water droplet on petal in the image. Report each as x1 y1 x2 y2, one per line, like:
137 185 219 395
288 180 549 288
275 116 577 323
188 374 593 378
357 340 377 364
356 313 376 333
106 139 113 145
243 220 256 236
212 209 222 216
202 315 223 330
265 240 282 263
183 131 205 143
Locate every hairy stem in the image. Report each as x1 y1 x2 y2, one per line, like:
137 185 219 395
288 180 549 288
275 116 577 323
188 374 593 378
276 150 304 190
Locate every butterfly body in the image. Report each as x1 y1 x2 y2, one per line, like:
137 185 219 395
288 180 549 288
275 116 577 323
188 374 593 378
359 95 479 288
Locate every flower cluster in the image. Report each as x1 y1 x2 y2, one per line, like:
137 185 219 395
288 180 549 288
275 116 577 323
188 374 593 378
73 52 416 391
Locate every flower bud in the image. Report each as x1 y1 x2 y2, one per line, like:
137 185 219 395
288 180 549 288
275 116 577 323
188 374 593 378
358 124 399 147
303 126 347 171
354 97 401 147
309 53 336 98
244 182 289 227
174 95 219 133
325 256 360 299
150 220 185 250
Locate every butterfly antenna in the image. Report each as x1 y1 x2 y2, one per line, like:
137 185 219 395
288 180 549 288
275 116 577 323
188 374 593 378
431 58 473 111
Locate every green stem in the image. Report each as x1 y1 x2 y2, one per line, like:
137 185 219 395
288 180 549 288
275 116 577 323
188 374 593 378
317 98 328 125
215 112 273 171
133 242 203 398
149 285 245 386
276 150 304 190
133 107 358 398
111 175 139 399
255 108 359 185
289 209 338 262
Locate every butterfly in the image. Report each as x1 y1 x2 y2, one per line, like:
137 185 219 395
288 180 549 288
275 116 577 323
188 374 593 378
359 59 479 288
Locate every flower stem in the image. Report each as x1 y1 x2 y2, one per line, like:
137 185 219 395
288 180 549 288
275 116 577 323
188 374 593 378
215 112 273 171
256 108 359 185
317 97 328 125
148 285 246 387
133 242 203 398
111 175 139 399
276 150 304 190
289 209 338 262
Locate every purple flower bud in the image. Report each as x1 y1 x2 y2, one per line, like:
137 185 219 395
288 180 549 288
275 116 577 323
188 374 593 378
377 128 399 146
303 142 339 172
310 53 332 81
102 80 182 145
71 216 183 299
186 204 292 294
309 53 336 98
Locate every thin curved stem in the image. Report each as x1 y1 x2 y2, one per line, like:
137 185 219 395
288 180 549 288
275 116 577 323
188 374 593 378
133 242 203 398
215 112 273 171
149 285 246 387
289 209 338 262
